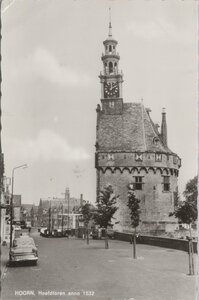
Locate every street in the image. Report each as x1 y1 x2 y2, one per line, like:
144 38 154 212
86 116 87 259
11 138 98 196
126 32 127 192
1 229 197 300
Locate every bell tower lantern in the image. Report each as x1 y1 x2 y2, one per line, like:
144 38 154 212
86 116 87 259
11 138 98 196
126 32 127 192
99 10 123 114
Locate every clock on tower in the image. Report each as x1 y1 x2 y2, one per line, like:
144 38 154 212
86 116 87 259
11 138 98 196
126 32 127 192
104 82 119 98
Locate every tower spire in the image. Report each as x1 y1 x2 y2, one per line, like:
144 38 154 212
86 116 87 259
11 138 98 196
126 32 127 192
108 7 112 37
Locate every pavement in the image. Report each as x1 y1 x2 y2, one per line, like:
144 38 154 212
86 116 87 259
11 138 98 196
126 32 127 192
0 243 9 280
1 229 198 300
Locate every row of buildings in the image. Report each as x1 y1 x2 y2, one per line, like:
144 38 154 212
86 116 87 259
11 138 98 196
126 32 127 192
0 185 87 244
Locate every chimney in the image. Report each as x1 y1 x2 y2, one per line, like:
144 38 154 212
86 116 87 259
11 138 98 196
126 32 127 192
80 194 83 207
161 108 167 147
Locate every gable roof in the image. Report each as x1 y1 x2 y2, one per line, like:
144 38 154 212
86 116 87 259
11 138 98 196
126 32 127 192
98 102 173 153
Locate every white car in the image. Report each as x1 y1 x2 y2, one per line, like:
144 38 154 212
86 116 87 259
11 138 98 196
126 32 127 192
10 236 38 265
14 225 21 231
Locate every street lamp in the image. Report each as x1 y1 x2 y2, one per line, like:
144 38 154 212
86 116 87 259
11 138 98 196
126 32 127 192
9 164 28 259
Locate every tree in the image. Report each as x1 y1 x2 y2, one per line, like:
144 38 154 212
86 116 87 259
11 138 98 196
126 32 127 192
127 184 141 259
81 202 93 244
94 185 118 249
169 176 198 275
183 176 198 207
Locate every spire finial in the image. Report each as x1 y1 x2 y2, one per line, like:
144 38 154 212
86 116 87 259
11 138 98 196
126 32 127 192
108 7 112 37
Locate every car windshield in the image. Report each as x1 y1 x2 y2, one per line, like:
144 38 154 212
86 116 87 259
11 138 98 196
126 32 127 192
13 238 35 247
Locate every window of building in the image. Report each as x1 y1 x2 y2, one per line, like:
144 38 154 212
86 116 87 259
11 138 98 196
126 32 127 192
153 137 159 144
109 45 112 52
155 153 162 162
109 61 113 74
162 176 170 192
135 153 143 161
173 156 177 164
109 101 114 108
134 176 143 190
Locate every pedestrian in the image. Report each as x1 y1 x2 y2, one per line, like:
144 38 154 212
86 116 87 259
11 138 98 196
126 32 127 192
28 227 31 234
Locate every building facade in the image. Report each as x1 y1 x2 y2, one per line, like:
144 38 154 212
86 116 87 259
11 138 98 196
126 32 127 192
95 22 181 234
37 191 85 229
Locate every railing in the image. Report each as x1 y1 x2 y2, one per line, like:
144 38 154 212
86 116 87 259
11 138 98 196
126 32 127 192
113 231 197 253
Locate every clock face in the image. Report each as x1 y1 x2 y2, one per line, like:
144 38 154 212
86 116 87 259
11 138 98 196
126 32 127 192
104 82 119 98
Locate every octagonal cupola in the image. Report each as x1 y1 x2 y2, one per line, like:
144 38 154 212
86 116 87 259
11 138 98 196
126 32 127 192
99 9 124 114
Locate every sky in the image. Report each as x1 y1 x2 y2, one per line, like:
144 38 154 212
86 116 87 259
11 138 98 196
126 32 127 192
1 0 198 205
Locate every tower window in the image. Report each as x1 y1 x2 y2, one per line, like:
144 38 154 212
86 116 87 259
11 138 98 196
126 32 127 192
153 137 159 145
162 176 170 192
109 62 113 74
109 45 112 52
173 156 177 164
135 153 143 161
134 176 143 190
109 101 114 108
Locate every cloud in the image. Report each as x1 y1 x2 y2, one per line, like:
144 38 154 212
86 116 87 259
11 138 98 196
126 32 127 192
126 18 194 45
32 48 93 87
7 48 93 88
5 129 90 163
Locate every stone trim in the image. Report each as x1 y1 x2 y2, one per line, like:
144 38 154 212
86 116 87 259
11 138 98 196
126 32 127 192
97 166 179 176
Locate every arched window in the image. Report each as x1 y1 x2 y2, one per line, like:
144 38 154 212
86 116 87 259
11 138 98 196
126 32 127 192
114 62 117 67
109 62 113 74
105 62 108 74
109 45 112 52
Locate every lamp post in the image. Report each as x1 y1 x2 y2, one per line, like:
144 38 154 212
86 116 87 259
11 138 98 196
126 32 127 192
9 164 28 259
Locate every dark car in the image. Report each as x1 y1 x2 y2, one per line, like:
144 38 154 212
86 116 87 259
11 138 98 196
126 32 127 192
10 236 38 265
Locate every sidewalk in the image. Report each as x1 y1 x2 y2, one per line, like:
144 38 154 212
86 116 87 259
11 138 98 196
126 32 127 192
1 243 9 279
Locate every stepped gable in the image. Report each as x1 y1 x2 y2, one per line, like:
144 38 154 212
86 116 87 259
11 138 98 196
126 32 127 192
98 102 172 153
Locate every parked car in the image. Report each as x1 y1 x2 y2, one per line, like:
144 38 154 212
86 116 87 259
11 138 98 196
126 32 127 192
14 225 21 231
26 221 31 229
53 229 69 238
9 236 38 265
40 227 48 236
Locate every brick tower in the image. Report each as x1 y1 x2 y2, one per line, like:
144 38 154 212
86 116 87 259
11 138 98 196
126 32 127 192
95 20 181 234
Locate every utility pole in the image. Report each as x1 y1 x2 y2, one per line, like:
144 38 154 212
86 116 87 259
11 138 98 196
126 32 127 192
48 201 51 235
61 203 64 235
9 164 27 260
67 190 70 231
61 188 70 232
